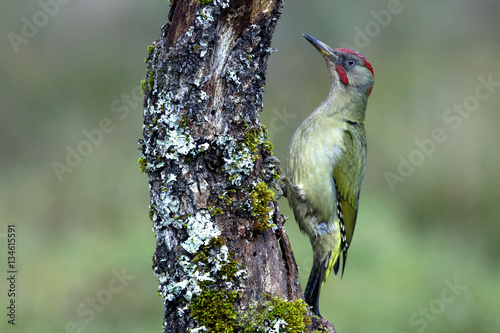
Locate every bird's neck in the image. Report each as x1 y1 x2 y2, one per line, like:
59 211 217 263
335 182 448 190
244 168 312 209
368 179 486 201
317 85 369 125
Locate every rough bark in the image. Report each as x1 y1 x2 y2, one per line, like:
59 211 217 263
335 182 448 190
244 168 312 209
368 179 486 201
140 1 335 332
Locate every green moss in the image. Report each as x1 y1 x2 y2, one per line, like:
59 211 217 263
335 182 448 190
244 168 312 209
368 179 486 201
261 125 274 156
144 45 154 64
238 295 311 333
187 236 311 332
198 0 213 4
209 236 225 248
138 157 147 173
189 236 243 332
222 194 232 206
218 190 235 207
209 206 223 216
239 303 267 333
193 237 239 280
140 79 146 94
181 113 188 127
244 127 262 154
268 296 311 332
249 182 275 230
147 44 155 55
193 44 201 54
243 126 274 162
141 45 155 94
219 257 239 279
148 206 156 221
189 288 238 333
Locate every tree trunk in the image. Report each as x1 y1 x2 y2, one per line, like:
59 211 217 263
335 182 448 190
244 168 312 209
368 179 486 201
140 1 335 332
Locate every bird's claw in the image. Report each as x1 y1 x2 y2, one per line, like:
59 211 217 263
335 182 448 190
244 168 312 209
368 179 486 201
264 155 281 166
263 156 287 200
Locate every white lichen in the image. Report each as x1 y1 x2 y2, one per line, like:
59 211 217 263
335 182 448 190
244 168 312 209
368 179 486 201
266 318 287 333
196 7 214 24
190 326 208 333
155 209 244 306
208 244 229 274
215 0 230 8
198 90 208 101
181 212 221 254
160 254 202 302
199 41 208 58
216 135 254 186
228 69 241 84
161 127 196 159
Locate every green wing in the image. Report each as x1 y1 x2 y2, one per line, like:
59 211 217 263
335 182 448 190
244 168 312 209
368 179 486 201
332 126 367 273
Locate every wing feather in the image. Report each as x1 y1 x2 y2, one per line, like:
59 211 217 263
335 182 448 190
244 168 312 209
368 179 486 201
332 126 366 274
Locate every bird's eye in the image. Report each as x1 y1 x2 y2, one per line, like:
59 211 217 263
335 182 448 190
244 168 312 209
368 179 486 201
347 59 356 66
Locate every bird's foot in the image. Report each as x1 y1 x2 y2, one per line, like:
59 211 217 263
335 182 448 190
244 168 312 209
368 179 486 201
263 156 305 201
263 156 288 200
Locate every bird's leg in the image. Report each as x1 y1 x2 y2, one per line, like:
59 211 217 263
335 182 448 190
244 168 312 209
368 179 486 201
264 156 304 201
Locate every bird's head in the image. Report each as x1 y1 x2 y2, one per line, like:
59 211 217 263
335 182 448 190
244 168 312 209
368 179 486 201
303 34 374 97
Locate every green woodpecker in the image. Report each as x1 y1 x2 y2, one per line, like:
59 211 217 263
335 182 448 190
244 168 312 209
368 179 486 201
285 35 374 316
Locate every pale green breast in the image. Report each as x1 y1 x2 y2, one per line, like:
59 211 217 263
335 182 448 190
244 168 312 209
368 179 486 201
286 114 346 224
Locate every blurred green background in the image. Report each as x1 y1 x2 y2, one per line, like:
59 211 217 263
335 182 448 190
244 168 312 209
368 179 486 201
1 1 499 332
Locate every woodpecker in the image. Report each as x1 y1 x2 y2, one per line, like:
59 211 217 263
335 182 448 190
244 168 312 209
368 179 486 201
285 34 374 316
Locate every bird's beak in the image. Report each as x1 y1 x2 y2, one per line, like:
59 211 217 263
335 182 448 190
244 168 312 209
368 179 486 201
303 34 338 61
